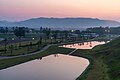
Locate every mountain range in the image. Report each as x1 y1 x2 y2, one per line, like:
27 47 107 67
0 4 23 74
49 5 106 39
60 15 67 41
0 17 120 30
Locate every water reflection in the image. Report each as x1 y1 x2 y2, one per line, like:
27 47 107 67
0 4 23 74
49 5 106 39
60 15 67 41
61 41 106 49
37 57 43 60
0 54 89 80
54 54 59 57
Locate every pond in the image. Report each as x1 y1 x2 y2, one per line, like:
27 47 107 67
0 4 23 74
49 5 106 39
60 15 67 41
60 41 106 49
0 54 89 80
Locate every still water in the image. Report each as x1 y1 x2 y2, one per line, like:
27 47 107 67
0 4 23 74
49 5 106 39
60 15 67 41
61 41 105 49
0 54 89 80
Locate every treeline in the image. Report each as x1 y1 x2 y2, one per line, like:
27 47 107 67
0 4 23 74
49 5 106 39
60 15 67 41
0 27 25 33
87 26 120 35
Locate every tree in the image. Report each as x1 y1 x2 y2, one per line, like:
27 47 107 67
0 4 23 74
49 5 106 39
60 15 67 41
74 30 80 34
0 27 5 33
64 31 69 41
27 44 30 54
10 45 14 55
52 30 58 42
46 28 51 39
14 27 26 47
42 27 51 42
29 42 32 49
37 37 42 50
4 27 8 53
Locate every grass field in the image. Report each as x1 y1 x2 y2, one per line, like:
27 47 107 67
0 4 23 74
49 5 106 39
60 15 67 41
0 40 44 56
0 38 61 56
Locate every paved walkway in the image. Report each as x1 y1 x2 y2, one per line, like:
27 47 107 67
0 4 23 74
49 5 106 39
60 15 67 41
68 49 78 55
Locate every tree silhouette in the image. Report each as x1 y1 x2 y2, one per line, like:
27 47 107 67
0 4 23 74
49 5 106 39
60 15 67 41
46 28 51 39
4 27 8 53
64 31 69 41
42 27 51 42
37 37 42 50
14 27 26 47
52 31 58 42
10 45 14 55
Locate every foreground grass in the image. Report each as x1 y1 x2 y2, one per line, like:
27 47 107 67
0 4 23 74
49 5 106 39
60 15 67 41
73 49 110 80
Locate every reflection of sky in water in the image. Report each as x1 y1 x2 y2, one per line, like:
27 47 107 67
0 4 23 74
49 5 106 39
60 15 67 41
0 54 89 80
61 41 105 49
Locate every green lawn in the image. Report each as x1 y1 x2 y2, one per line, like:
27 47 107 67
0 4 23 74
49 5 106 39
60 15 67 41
0 40 45 56
0 38 61 56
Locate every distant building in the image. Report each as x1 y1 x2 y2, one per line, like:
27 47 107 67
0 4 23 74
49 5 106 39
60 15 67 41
80 31 99 38
68 33 78 38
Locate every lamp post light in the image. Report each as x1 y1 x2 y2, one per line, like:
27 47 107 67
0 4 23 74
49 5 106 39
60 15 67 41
12 38 14 40
32 38 35 40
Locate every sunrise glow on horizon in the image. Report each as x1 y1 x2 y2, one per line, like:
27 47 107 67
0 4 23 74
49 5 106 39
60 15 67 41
0 0 120 21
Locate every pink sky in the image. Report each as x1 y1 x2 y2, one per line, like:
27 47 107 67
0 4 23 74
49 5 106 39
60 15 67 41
0 0 120 21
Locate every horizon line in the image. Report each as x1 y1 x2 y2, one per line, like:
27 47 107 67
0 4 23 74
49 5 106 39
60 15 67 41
0 17 120 22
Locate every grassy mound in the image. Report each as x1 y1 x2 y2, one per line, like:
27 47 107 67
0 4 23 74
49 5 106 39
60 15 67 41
93 37 120 80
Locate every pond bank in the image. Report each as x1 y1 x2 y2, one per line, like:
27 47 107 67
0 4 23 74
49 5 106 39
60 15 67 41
71 49 110 80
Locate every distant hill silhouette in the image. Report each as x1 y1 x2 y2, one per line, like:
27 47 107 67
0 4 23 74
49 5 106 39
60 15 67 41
0 17 120 29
